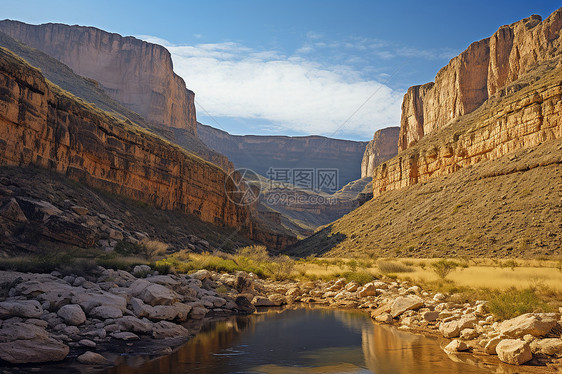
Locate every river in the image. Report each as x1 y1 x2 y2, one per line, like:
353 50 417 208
103 305 522 374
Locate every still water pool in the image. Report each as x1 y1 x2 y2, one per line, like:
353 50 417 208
105 306 520 374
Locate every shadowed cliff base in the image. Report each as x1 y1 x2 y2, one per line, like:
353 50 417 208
285 137 561 258
0 165 256 255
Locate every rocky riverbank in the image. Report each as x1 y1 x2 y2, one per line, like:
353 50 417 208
0 268 561 372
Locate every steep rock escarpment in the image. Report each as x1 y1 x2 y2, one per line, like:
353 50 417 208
0 20 196 134
373 61 562 197
197 123 368 188
0 28 232 173
0 48 248 232
360 127 400 178
399 9 562 151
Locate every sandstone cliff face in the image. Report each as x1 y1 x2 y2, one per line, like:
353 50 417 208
0 48 248 231
0 20 196 134
360 127 399 178
399 9 562 151
0 29 232 173
197 123 368 188
373 61 562 197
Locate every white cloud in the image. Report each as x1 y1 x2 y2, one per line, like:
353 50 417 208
294 34 458 62
141 36 403 138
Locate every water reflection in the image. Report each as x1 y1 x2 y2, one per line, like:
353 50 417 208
103 306 522 374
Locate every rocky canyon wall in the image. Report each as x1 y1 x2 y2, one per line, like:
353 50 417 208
0 20 197 135
0 48 249 231
197 123 368 188
399 9 562 151
373 61 562 197
360 127 399 178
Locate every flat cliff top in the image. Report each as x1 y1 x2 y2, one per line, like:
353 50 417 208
197 122 369 145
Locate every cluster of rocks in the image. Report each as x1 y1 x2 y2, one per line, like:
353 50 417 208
1 267 560 369
260 276 562 367
0 267 259 365
0 183 212 253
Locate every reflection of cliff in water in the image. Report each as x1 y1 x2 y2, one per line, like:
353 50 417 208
332 308 372 333
104 307 521 374
361 323 521 374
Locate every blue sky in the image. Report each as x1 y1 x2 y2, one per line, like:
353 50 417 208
2 0 560 140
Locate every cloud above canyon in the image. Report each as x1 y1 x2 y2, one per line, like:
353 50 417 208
140 35 414 139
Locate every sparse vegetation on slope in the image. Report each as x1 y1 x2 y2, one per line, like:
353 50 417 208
285 137 562 259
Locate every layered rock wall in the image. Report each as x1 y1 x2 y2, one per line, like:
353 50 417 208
0 20 196 134
373 65 562 197
399 9 562 151
360 127 400 178
0 48 248 230
197 123 368 188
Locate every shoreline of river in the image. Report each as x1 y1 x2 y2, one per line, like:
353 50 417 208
0 268 560 373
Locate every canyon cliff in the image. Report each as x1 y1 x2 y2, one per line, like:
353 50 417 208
0 47 249 232
287 9 562 258
0 27 232 172
360 127 399 178
0 20 196 135
197 123 368 189
373 8 562 198
399 10 562 151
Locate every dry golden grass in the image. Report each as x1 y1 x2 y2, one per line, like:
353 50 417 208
294 257 562 293
399 263 562 292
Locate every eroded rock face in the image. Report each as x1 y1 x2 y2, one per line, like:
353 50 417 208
0 47 250 231
0 20 196 134
361 127 400 178
370 9 562 199
372 61 562 198
398 10 562 152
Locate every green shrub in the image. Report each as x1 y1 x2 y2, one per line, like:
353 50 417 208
96 257 147 271
487 288 553 320
431 259 459 279
151 262 172 275
114 241 144 256
237 245 270 262
142 240 169 258
264 255 295 281
347 259 359 272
